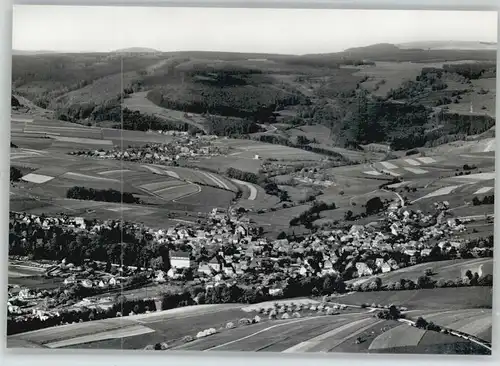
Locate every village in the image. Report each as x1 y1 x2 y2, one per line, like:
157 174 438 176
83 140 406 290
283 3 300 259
68 132 229 163
7 196 492 329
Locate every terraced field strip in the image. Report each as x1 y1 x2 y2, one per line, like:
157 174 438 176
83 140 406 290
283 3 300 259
446 314 492 338
452 172 496 181
416 157 436 164
169 184 202 201
50 136 113 146
387 181 412 188
21 173 55 184
140 180 183 192
98 169 131 175
282 317 380 353
404 159 421 166
143 165 166 175
412 184 463 203
63 172 119 182
369 323 426 350
165 170 180 179
205 316 327 351
44 325 155 348
231 179 257 200
364 171 383 176
382 170 400 177
403 167 428 174
473 186 494 194
199 171 229 190
380 161 399 170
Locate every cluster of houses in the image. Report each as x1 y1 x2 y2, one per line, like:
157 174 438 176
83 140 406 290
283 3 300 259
292 167 335 187
69 135 230 163
9 197 488 320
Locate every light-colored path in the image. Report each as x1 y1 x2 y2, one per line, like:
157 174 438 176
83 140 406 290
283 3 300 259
231 179 257 200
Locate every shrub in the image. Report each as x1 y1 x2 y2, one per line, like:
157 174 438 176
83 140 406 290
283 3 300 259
268 310 277 319
309 305 317 311
226 322 236 329
182 335 194 343
238 318 252 326
326 308 336 315
196 331 207 339
253 315 261 323
415 317 428 329
144 345 155 350
292 312 301 318
282 313 290 319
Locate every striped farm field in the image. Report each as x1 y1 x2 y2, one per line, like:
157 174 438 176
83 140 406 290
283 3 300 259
140 179 186 192
21 173 55 184
157 183 201 201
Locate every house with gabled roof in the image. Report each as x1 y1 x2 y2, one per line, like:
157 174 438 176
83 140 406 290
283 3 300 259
170 250 191 269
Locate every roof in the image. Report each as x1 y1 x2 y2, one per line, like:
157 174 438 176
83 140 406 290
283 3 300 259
170 251 190 258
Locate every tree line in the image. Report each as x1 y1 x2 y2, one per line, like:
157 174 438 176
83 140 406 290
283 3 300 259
66 186 139 204
472 195 494 206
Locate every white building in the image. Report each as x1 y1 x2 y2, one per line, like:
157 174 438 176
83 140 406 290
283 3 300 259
169 251 191 269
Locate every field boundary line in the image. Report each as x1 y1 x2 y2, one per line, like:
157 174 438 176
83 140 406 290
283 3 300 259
204 316 327 351
282 317 375 353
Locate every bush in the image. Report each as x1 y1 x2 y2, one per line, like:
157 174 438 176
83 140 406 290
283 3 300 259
10 167 23 182
226 322 235 329
292 312 301 318
326 308 336 315
196 331 207 339
282 313 290 319
238 318 252 326
182 335 194 343
144 345 155 350
268 309 277 319
415 317 428 329
253 315 261 323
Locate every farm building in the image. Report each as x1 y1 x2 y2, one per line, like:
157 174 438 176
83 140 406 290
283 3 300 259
169 250 191 269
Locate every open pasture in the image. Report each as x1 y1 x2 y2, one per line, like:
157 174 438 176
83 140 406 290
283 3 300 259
347 258 493 287
175 185 235 209
250 204 312 228
187 155 263 174
354 61 430 97
9 304 247 350
218 139 324 161
123 91 209 133
334 287 492 310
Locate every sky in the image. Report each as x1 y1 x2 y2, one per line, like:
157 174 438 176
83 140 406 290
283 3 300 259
12 6 498 54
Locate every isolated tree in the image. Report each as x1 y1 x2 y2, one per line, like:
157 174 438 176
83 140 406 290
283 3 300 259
10 167 22 182
415 317 428 329
465 270 473 280
366 197 384 215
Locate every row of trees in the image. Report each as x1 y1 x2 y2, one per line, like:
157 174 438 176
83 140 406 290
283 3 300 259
289 201 337 228
66 186 139 204
353 273 493 293
472 195 494 206
226 167 259 184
